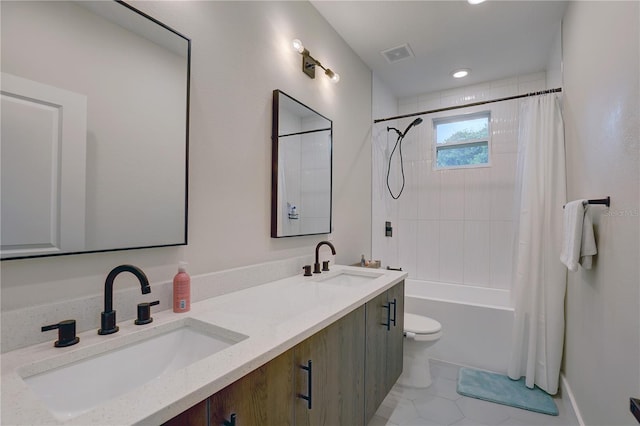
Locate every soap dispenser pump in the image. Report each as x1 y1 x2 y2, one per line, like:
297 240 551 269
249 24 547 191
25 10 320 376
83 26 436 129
173 262 191 313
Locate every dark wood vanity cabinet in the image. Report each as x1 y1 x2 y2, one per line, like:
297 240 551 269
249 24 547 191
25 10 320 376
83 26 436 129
163 349 295 426
294 305 365 426
364 281 405 423
163 398 208 426
209 349 294 426
164 281 404 426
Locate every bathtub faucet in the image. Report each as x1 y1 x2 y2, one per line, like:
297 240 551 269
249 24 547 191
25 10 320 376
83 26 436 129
314 241 336 273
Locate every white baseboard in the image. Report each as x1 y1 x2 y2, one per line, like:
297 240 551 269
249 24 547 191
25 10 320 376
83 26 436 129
560 373 585 426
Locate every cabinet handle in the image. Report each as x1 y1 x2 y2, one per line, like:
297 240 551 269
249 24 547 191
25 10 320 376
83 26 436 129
223 413 236 426
382 303 391 331
390 298 397 327
298 360 312 410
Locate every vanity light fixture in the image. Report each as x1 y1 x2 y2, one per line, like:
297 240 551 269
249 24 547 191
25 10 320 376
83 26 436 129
292 39 340 83
468 0 487 4
452 68 471 79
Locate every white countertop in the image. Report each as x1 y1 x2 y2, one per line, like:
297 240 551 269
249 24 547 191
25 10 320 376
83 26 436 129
1 265 407 425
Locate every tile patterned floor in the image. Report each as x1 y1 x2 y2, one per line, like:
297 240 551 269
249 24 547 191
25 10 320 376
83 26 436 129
369 360 580 426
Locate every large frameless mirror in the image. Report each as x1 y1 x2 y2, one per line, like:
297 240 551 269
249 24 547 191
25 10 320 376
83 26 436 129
271 90 332 238
1 1 190 260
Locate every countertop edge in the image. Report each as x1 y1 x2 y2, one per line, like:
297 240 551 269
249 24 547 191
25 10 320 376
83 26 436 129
1 266 408 425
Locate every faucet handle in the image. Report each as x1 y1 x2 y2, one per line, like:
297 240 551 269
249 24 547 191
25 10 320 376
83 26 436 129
42 319 80 348
322 260 330 272
303 265 312 276
135 300 160 325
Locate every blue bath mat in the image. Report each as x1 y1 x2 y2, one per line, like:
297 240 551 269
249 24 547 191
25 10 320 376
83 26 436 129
457 367 558 416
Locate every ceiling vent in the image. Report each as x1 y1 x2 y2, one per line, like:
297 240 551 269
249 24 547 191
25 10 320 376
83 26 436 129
381 43 414 64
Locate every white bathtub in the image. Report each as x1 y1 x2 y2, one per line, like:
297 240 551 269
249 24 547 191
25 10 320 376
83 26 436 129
404 279 514 374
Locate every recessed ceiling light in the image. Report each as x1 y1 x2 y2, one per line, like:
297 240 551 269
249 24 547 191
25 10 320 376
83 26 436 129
452 69 471 78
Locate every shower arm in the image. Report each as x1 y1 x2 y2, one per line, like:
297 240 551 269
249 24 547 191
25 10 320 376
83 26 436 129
387 126 402 137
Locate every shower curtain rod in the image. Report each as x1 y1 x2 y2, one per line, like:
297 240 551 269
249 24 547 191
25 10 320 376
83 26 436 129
373 87 562 124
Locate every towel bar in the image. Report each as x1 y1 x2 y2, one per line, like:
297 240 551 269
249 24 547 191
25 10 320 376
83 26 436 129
563 196 610 209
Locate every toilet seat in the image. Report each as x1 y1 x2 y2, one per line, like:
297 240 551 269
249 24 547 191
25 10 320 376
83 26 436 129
404 313 442 341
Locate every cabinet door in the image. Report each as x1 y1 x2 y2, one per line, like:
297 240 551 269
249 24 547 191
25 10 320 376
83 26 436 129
162 398 208 426
386 281 405 390
364 281 405 423
209 349 294 426
364 290 391 422
294 305 365 426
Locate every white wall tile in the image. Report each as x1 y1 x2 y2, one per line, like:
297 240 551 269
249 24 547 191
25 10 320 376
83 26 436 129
416 119 432 162
372 213 399 268
398 119 421 161
397 219 418 276
490 221 514 289
418 92 440 111
398 161 419 220
490 77 518 88
491 100 519 154
463 83 491 102
518 71 546 84
416 220 440 281
464 167 491 221
373 73 530 291
463 221 491 286
518 79 546 95
439 169 465 220
438 221 464 284
490 153 517 221
399 96 419 114
418 160 441 220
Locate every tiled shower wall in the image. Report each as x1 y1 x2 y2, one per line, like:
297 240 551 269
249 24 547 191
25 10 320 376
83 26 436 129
372 72 547 289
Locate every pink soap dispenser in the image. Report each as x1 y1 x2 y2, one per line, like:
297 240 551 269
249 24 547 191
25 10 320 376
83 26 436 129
173 261 191 313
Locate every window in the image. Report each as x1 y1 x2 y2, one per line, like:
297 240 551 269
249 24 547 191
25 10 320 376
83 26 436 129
433 112 490 169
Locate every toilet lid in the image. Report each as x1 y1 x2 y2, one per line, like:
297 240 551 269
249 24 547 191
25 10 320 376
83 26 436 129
404 313 442 334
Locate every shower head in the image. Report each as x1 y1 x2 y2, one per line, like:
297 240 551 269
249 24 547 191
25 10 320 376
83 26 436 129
402 117 423 136
387 117 423 138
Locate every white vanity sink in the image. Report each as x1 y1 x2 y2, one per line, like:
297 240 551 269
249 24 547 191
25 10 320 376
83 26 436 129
20 318 247 421
315 269 384 287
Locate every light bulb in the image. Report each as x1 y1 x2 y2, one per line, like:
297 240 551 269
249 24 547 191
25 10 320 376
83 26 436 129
325 69 340 83
292 39 305 53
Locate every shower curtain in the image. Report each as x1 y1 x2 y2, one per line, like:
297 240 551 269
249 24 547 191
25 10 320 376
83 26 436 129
507 93 567 395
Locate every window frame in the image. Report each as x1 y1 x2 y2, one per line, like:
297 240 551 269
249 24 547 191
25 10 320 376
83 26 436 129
432 111 492 170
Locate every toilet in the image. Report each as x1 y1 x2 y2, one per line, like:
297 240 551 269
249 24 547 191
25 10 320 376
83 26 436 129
397 313 443 388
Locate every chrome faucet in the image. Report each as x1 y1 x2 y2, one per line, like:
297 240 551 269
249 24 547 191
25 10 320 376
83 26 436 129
314 241 336 273
99 264 151 335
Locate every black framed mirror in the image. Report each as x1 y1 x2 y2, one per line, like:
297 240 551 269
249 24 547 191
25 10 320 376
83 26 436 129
271 90 332 238
1 1 190 260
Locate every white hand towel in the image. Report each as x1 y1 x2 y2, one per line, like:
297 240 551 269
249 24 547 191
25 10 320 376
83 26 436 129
579 206 597 269
560 200 587 272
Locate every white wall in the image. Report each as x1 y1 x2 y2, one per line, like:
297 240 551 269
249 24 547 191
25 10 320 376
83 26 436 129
546 24 563 90
562 2 640 425
372 73 547 291
1 1 372 331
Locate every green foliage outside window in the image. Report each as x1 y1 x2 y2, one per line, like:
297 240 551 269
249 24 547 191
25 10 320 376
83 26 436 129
436 143 489 168
435 118 490 168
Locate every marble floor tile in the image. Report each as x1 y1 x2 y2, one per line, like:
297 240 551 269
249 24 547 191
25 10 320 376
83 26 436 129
369 360 579 426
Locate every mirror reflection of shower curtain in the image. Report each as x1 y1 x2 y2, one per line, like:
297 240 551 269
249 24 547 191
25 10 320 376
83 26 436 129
508 93 567 394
